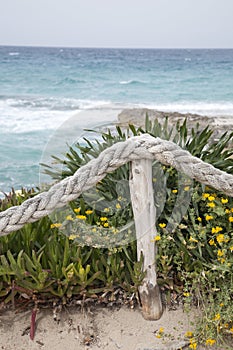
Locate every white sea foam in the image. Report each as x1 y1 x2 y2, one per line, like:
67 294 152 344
0 97 111 133
8 52 19 56
119 79 147 85
1 95 233 135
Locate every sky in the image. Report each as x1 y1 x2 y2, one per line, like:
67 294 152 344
1 0 233 48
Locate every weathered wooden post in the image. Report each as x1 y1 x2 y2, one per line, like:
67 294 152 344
129 158 163 320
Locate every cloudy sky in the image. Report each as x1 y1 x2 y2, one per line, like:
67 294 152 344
1 0 233 48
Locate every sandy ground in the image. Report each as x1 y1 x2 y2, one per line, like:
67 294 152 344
0 304 228 350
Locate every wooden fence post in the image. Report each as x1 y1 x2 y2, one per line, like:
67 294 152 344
129 158 163 320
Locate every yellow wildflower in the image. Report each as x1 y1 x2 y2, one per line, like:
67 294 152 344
231 208 233 212
202 193 210 198
85 210 93 215
153 235 161 241
208 195 215 201
69 234 77 240
205 338 216 346
50 223 62 229
217 250 224 257
66 215 74 221
216 234 225 244
212 226 223 234
74 208 81 213
159 223 166 228
221 198 228 204
207 202 215 208
230 246 233 251
172 189 178 193
205 215 213 221
111 228 119 234
185 331 193 338
76 215 87 220
189 237 198 243
104 207 110 212
213 313 221 321
116 203 121 209
209 239 215 246
183 292 190 297
155 327 164 338
218 257 225 264
197 217 202 222
229 216 233 222
100 217 108 221
184 186 190 191
229 326 233 333
189 339 197 349
225 209 230 214
103 222 109 228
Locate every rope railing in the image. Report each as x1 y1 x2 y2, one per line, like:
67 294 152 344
1 133 233 236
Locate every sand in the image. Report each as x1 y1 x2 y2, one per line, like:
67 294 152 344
0 305 195 350
0 304 225 350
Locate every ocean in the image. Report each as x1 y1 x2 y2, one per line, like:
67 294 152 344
1 46 233 194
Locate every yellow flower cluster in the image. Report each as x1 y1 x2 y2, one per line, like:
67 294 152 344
185 331 193 338
50 223 62 229
152 235 161 242
205 338 216 346
209 239 215 246
189 236 198 243
100 217 108 222
155 327 164 339
213 313 221 321
69 234 78 240
189 338 197 349
211 226 222 234
66 215 74 221
216 234 225 244
76 215 87 220
221 198 228 204
85 210 93 215
205 214 213 221
217 250 224 257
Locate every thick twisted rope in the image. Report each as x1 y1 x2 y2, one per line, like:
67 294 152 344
1 134 233 236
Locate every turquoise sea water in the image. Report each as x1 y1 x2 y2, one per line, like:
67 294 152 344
0 46 233 193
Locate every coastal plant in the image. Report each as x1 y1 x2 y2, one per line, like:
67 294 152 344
0 191 142 306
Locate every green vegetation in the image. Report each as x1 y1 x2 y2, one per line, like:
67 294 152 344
1 117 233 348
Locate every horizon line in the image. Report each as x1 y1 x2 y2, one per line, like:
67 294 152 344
1 44 233 50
